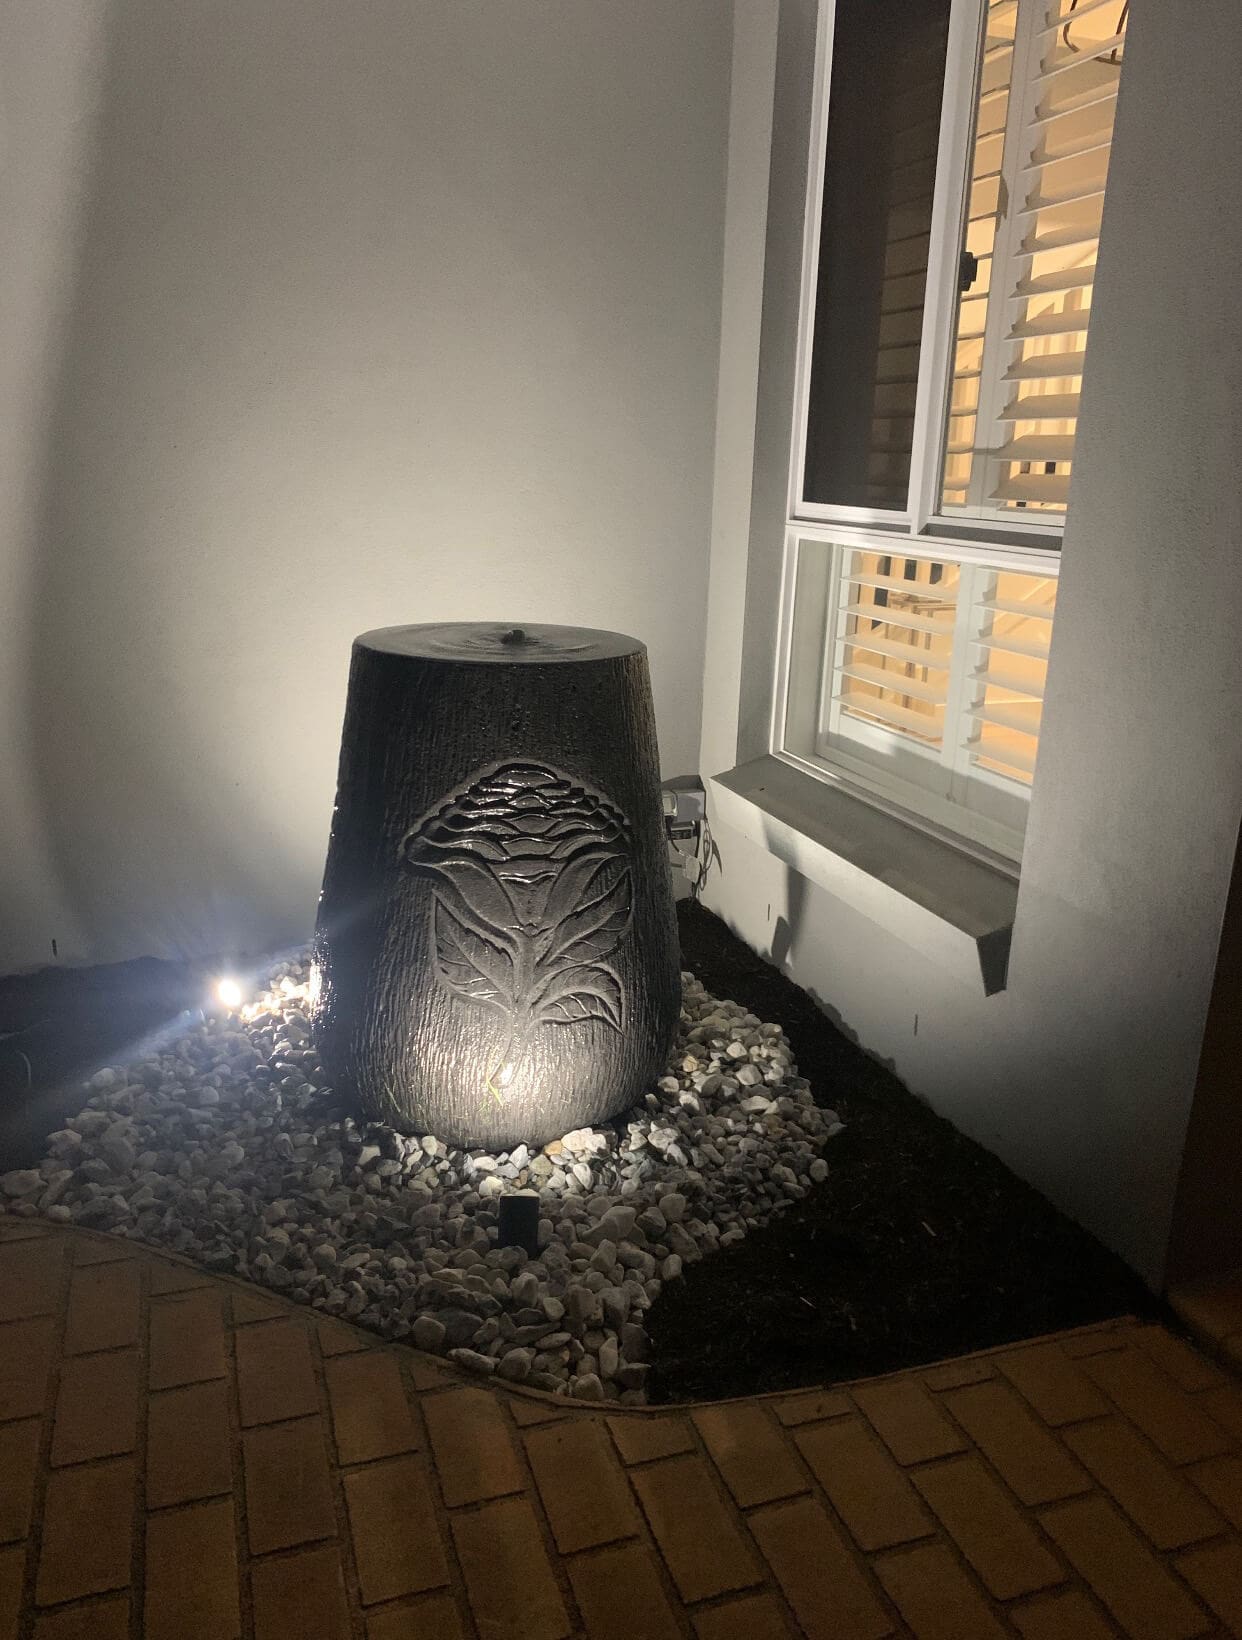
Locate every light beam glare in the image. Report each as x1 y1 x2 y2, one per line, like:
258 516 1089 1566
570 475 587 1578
215 977 244 1010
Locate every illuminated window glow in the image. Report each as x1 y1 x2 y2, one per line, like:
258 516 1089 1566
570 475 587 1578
942 0 1128 516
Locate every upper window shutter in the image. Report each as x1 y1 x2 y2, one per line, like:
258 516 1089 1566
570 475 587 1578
942 0 1128 519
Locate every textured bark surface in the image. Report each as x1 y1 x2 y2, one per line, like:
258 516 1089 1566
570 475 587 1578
312 625 680 1149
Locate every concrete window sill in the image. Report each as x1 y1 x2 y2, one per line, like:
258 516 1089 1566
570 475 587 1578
709 755 1016 995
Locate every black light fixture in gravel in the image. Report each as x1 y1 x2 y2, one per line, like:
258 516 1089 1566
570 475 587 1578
312 623 681 1151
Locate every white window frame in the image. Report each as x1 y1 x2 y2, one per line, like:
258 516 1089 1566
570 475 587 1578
788 0 1080 543
770 0 1105 867
773 527 1060 867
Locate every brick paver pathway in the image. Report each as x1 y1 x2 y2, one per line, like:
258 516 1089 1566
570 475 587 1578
5 1222 1242 1638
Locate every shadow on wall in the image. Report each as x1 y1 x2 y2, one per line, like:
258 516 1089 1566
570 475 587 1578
757 816 904 1078
762 810 806 973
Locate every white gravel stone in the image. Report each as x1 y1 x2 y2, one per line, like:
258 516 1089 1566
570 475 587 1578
410 1314 446 1351
448 1347 495 1376
497 1347 535 1382
598 1335 620 1380
0 960 842 1403
0 1170 41 1199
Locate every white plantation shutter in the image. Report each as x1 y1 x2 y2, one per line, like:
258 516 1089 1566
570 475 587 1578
834 554 957 746
942 0 1128 517
941 0 1017 508
965 571 1056 780
822 549 1056 819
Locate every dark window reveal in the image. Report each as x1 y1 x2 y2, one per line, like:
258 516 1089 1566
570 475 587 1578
802 0 952 510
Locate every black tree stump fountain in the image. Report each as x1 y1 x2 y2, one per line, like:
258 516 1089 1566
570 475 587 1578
312 622 681 1150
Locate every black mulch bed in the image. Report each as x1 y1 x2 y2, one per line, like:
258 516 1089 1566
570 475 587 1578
2 905 1162 1404
651 898 1159 1402
0 958 208 1171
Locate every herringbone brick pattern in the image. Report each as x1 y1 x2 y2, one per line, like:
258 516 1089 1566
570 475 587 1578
4 1219 1242 1637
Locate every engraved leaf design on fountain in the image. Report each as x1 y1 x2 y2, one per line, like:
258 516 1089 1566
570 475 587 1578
401 763 633 1102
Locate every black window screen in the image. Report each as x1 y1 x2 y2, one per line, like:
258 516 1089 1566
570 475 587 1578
802 0 953 510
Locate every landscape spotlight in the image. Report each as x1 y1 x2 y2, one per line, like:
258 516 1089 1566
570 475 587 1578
215 977 244 1011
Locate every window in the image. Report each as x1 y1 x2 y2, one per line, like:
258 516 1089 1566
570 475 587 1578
779 0 1127 863
802 0 951 509
942 0 1128 516
780 537 1057 857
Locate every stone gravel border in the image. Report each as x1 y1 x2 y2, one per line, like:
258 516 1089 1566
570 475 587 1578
1 958 841 1401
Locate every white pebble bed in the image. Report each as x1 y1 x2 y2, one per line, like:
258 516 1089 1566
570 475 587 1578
0 958 842 1402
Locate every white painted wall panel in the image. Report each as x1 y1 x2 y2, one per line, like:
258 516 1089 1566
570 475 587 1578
6 0 730 971
703 0 1242 1288
0 0 111 970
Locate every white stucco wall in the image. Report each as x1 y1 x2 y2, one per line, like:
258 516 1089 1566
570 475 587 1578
7 0 730 973
0 1 111 972
703 0 1242 1289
